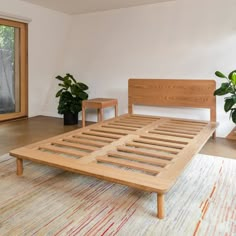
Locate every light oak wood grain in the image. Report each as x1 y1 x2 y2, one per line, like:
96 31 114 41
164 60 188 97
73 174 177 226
82 98 118 127
10 79 217 219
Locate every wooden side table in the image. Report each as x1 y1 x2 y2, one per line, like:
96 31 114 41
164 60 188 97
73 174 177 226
82 98 118 127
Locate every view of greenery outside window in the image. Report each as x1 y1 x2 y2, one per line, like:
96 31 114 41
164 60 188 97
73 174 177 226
0 25 16 114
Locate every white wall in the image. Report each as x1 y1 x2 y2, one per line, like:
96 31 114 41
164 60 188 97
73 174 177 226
1 0 235 137
42 0 236 137
0 0 71 117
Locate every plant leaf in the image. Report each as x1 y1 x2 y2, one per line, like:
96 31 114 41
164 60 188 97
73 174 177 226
228 70 236 81
70 100 82 113
215 71 227 78
58 83 66 88
77 82 89 90
70 84 80 96
55 75 64 81
230 72 236 85
213 82 231 96
232 109 236 124
66 73 77 83
78 91 89 100
224 98 236 112
233 94 236 102
56 88 64 97
64 78 71 89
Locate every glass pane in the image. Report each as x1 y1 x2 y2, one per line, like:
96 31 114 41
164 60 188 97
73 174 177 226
0 25 20 114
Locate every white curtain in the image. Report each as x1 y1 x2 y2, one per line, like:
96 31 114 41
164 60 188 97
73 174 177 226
0 47 15 114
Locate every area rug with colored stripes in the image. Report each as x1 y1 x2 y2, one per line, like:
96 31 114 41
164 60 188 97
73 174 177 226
0 153 235 236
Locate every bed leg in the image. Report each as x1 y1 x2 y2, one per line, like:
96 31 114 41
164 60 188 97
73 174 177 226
16 158 23 176
212 131 216 139
157 193 165 219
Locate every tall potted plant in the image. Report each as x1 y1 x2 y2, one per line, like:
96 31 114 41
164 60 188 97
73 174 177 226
214 70 236 124
55 73 89 125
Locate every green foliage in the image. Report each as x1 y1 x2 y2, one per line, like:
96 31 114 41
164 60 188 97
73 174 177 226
214 70 236 124
0 25 15 69
0 25 14 50
55 73 89 114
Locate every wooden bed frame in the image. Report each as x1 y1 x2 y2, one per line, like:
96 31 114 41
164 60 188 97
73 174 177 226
10 79 217 219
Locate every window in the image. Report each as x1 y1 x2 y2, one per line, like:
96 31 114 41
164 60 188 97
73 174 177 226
0 18 28 121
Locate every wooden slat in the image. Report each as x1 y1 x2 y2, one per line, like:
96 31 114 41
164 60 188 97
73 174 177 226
130 114 160 120
113 120 147 126
63 137 106 147
154 127 198 135
101 124 137 131
125 141 180 154
168 120 207 126
167 122 206 129
149 130 195 139
81 131 122 139
111 121 143 128
97 156 164 174
158 124 202 132
121 118 151 124
39 144 85 157
117 146 176 160
108 151 170 166
134 138 186 149
52 140 97 151
140 134 189 145
74 134 115 142
91 128 129 135
120 117 151 123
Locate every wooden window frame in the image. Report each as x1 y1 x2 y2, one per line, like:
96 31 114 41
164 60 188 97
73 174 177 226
0 18 28 122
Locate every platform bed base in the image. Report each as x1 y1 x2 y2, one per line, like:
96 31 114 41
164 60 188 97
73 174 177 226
10 79 217 219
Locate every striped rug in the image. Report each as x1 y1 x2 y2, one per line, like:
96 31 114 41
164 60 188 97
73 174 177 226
0 154 235 236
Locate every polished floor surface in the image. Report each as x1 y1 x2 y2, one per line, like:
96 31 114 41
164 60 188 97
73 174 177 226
0 116 235 159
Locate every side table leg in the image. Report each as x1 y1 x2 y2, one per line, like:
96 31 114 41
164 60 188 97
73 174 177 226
97 109 102 122
82 106 86 127
115 104 118 117
100 108 104 122
212 131 216 139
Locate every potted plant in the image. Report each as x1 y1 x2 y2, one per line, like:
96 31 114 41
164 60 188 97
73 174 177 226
214 70 236 124
55 73 89 125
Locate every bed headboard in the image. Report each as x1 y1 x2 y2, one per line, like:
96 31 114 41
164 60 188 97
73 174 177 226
128 79 216 122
